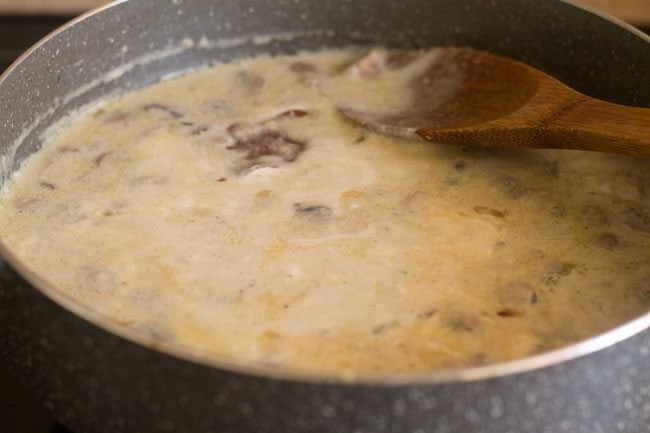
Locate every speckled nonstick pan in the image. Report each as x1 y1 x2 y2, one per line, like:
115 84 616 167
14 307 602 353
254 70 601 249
0 1 649 432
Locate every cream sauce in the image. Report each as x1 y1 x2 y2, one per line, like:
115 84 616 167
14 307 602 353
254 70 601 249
1 50 649 375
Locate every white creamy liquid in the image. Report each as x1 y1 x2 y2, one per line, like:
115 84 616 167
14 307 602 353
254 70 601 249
1 49 649 375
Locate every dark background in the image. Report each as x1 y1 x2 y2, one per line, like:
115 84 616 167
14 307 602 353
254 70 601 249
0 13 648 433
0 16 72 72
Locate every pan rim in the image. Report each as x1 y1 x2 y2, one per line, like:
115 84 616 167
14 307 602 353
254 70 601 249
0 0 648 386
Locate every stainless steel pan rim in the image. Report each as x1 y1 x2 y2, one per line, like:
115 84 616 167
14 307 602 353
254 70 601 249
0 0 649 387
558 0 649 42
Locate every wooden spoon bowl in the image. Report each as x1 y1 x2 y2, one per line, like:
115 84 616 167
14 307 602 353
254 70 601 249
342 47 650 158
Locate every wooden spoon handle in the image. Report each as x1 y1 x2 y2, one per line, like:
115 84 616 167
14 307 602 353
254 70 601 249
546 96 650 158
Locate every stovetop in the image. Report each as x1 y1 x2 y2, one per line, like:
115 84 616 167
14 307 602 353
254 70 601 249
0 12 648 433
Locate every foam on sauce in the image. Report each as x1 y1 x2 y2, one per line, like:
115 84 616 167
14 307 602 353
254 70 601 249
1 49 649 375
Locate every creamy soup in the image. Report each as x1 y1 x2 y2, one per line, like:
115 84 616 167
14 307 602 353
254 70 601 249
1 49 649 376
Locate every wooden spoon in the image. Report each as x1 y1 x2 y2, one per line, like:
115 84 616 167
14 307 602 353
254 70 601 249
340 47 650 158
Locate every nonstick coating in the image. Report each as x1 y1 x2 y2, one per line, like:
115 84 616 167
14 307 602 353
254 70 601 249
0 0 649 432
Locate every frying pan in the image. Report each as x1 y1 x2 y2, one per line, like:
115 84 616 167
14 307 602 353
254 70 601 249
0 0 649 432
